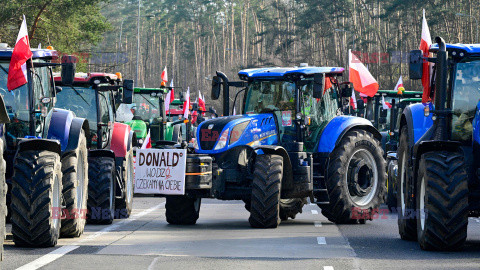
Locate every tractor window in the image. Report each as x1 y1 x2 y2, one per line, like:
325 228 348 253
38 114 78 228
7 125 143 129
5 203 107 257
452 59 480 142
244 80 295 114
56 86 96 124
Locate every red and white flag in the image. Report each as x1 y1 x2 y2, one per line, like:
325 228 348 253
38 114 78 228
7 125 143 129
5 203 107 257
165 79 174 114
7 15 33 91
394 76 405 94
141 130 152 149
161 66 168 83
349 49 379 97
382 96 392 109
198 90 206 111
183 87 190 119
420 9 432 104
350 88 357 110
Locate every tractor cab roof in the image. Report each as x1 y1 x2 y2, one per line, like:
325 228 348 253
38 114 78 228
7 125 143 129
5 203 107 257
54 72 120 86
238 66 344 80
430 43 480 56
133 87 168 95
375 90 423 98
0 47 56 61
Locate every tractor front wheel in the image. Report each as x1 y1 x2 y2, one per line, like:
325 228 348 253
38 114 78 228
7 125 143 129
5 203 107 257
165 196 201 225
87 157 116 224
416 151 468 250
319 130 386 224
115 150 135 218
279 198 306 221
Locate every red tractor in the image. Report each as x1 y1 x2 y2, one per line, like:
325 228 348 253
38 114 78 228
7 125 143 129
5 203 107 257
54 72 136 224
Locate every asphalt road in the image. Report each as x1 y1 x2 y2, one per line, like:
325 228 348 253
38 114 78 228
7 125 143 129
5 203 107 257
3 197 480 270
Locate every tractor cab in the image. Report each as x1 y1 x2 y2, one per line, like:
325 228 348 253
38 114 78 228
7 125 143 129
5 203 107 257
54 72 134 149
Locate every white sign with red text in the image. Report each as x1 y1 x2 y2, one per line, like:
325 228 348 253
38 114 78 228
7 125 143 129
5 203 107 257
134 149 187 195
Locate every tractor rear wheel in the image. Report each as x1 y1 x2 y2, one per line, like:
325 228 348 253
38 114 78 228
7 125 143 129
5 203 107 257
416 151 468 250
279 198 306 221
397 126 417 240
319 130 386 224
61 130 88 237
0 143 6 260
115 150 134 218
11 150 62 247
165 196 201 225
249 154 283 228
386 159 398 211
87 157 115 224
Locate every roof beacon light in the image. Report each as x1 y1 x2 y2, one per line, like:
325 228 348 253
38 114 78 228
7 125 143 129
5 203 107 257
46 46 54 50
299 63 309 67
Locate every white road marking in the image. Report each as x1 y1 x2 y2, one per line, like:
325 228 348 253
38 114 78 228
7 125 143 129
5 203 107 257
314 221 322 227
317 237 326 245
16 202 165 270
324 266 334 270
311 210 318 215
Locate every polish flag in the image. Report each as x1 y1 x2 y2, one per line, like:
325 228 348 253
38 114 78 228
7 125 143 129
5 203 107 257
165 79 174 114
394 76 405 94
7 15 33 91
141 130 152 149
349 49 379 97
420 9 432 104
183 87 190 119
161 66 168 84
350 88 357 110
198 90 206 111
382 96 392 109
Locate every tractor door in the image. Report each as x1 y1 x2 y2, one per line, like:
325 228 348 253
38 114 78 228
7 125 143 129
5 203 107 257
97 91 114 148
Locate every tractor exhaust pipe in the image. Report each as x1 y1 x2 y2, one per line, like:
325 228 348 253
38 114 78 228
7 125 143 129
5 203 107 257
433 36 449 141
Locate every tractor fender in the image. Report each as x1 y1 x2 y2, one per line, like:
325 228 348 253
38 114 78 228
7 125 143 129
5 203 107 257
17 139 61 156
111 122 132 158
46 108 74 151
88 149 116 160
317 115 381 154
46 109 89 153
253 145 293 185
64 118 89 153
399 103 433 148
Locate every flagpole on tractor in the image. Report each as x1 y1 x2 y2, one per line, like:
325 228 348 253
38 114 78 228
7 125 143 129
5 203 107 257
136 0 141 87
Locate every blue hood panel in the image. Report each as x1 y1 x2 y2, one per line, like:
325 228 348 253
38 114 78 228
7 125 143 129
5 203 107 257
195 114 278 154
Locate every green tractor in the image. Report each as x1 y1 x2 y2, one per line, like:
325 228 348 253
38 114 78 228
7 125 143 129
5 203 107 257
126 88 184 146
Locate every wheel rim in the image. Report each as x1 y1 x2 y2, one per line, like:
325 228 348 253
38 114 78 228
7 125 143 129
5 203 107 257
346 148 378 206
126 155 134 205
52 173 61 231
400 151 406 216
420 176 426 231
76 151 85 212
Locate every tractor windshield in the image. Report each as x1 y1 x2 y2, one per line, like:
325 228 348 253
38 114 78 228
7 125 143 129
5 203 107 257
244 80 295 114
132 94 160 122
452 58 480 142
56 86 97 127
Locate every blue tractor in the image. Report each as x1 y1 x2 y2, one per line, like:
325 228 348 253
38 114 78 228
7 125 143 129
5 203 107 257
397 37 480 250
0 47 89 247
0 92 9 260
165 66 387 227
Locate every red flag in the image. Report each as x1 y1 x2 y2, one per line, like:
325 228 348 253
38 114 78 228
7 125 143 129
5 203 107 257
420 9 432 104
7 16 33 91
161 66 168 83
349 50 379 97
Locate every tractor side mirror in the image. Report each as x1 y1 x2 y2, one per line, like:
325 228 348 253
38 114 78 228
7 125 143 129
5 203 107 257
211 75 222 100
342 85 352 98
356 99 365 111
409 50 423 80
192 103 199 111
122 79 134 104
61 55 77 86
380 108 388 117
313 73 325 99
0 94 10 123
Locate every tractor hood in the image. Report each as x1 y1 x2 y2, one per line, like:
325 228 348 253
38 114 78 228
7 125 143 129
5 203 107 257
126 119 147 139
195 113 278 154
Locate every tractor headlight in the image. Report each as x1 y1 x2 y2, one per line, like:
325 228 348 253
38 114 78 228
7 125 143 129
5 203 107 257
138 139 144 145
229 121 250 145
214 128 229 150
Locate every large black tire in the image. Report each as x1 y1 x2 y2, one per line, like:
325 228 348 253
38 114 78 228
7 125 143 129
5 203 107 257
416 151 468 251
386 159 398 211
0 143 6 260
319 130 386 224
165 196 201 225
249 154 283 228
61 130 88 237
11 150 62 247
115 150 134 218
87 157 115 224
396 126 417 240
279 198 306 221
